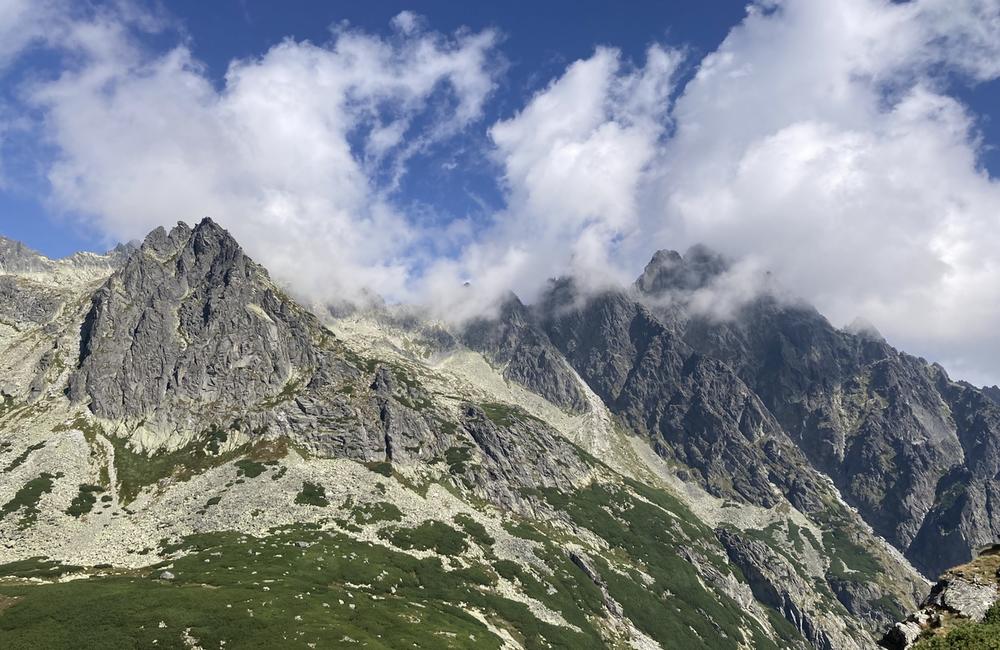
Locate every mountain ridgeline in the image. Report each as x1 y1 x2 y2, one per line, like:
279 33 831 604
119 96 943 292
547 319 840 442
0 218 994 649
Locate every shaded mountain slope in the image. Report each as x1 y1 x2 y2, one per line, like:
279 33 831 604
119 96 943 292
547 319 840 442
632 248 1000 580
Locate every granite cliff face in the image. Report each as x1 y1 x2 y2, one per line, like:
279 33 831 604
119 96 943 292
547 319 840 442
69 219 323 430
537 278 823 511
632 249 1000 580
462 294 588 413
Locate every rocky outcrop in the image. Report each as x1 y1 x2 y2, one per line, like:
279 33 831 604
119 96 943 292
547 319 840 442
367 365 450 462
567 550 625 617
0 276 62 327
462 295 588 413
924 575 998 621
635 244 728 296
0 237 54 274
881 548 1000 648
982 385 1000 406
456 403 590 511
881 610 931 650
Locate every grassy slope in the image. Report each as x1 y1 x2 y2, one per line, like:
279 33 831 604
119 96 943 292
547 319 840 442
0 465 809 649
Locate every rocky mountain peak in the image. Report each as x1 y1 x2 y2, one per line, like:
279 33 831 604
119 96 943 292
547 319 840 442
0 235 53 274
635 243 729 295
844 316 886 343
140 217 243 263
982 384 1000 406
68 217 315 430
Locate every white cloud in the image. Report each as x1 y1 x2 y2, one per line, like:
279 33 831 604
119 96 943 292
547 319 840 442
637 0 1000 383
3 0 1000 383
0 0 60 71
420 45 682 321
5 2 499 305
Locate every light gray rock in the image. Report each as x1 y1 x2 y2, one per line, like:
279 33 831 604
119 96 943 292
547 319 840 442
925 575 998 621
69 218 324 431
456 403 590 512
462 294 588 414
567 550 625 618
0 237 54 274
880 618 923 650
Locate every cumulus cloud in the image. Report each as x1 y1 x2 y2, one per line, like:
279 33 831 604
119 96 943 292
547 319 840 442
418 44 683 321
639 0 1000 383
0 0 61 70
3 0 1000 383
2 1 499 304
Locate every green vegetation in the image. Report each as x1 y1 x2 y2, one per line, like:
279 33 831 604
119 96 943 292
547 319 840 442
379 521 468 556
491 547 605 636
444 445 473 474
822 529 882 582
204 427 228 455
65 484 104 518
106 426 274 504
260 378 302 408
453 513 495 547
0 473 61 529
365 461 392 477
0 558 82 580
342 349 380 374
3 442 45 473
0 472 815 649
53 415 102 440
351 501 402 525
787 520 806 554
480 402 542 427
0 526 605 649
235 459 266 479
537 481 790 649
501 520 548 543
916 603 1000 648
294 482 328 507
0 394 16 418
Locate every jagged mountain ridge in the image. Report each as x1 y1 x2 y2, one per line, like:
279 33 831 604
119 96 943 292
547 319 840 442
646 249 1000 580
471 245 1000 582
1 218 993 648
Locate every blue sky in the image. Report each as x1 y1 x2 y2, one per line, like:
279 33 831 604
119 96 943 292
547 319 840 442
2 0 1000 384
0 0 750 257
